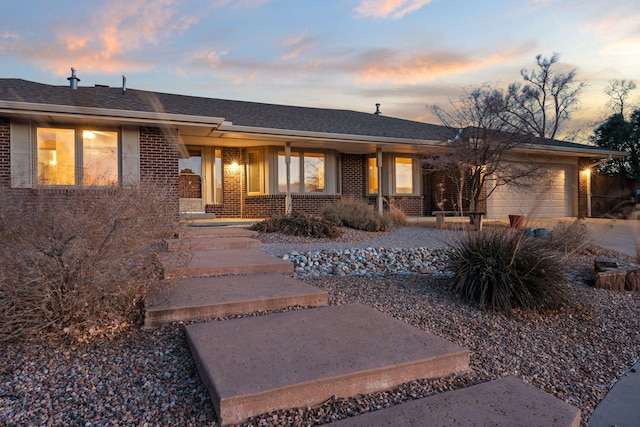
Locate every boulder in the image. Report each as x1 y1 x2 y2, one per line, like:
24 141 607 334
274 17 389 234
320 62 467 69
625 269 640 291
594 256 619 273
594 270 627 291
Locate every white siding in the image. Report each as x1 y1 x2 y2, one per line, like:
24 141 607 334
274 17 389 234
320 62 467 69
10 122 32 188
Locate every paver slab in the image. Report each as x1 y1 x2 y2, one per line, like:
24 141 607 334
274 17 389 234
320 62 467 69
145 273 328 325
159 248 292 278
185 304 469 426
331 376 581 427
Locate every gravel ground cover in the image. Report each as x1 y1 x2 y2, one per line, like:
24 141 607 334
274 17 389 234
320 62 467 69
2 224 639 427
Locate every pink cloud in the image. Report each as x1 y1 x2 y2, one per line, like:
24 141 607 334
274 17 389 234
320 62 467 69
355 0 434 19
356 43 535 84
0 0 199 76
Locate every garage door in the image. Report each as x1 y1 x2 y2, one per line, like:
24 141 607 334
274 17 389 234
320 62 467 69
486 165 574 219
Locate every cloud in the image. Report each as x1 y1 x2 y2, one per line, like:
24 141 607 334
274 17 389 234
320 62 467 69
355 42 536 84
355 0 434 19
281 32 318 60
0 0 200 76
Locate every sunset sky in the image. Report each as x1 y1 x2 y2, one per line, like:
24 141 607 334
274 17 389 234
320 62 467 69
1 0 638 139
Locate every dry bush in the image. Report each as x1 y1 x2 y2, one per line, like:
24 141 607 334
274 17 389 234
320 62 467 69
251 212 341 238
0 182 180 344
546 219 591 255
322 199 394 232
385 198 408 227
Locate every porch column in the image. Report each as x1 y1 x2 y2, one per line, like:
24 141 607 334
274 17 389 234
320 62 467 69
586 168 592 218
376 147 383 215
285 142 292 215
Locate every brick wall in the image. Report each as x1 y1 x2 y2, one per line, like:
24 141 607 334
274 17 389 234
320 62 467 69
341 154 366 198
139 126 180 215
0 118 9 188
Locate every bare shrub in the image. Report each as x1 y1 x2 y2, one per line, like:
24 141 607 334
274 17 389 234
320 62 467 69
0 182 179 344
449 228 568 312
546 219 591 255
250 212 342 238
385 197 408 227
322 200 394 232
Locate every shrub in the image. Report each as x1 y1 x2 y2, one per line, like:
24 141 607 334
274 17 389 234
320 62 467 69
546 219 591 254
0 183 179 344
250 212 342 238
322 200 394 232
385 198 408 227
449 228 567 312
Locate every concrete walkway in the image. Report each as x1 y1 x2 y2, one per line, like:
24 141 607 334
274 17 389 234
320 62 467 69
153 223 587 426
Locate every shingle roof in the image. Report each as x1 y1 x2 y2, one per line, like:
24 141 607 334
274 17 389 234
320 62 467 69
0 78 453 141
0 78 622 156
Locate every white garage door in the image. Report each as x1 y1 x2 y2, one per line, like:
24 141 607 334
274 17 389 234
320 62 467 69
486 165 574 219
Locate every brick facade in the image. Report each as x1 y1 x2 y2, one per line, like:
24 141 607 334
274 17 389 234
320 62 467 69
0 116 592 220
0 118 9 188
341 154 366 198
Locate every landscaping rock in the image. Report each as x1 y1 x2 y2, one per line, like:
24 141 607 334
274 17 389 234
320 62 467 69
594 256 619 272
625 269 640 291
594 270 627 291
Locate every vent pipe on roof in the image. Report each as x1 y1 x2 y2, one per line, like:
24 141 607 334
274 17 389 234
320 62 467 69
374 103 381 115
67 67 80 90
122 75 127 94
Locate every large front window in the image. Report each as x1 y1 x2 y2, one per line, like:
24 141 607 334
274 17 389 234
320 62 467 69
394 157 413 194
37 127 118 186
278 151 326 193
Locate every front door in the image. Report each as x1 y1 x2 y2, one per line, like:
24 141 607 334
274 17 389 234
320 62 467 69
179 149 204 213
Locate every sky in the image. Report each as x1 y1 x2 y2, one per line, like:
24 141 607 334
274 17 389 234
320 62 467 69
1 0 638 140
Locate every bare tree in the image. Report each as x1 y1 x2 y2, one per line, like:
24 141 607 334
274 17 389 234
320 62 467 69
605 79 636 118
505 53 585 140
428 86 538 215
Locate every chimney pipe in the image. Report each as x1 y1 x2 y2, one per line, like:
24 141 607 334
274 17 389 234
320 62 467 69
67 67 80 90
122 75 127 94
374 103 381 115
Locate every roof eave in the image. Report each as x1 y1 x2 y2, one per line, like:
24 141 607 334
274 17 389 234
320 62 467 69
215 122 444 147
0 100 226 128
517 142 627 159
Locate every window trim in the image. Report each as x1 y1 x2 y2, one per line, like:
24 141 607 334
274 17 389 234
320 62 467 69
392 155 415 195
276 149 330 195
246 147 265 195
34 125 121 188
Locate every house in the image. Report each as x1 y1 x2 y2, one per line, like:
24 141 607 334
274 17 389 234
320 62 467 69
0 72 626 220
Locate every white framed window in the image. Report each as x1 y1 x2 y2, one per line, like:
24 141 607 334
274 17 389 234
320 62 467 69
367 156 378 195
36 127 119 187
277 150 326 194
246 148 264 195
394 156 414 194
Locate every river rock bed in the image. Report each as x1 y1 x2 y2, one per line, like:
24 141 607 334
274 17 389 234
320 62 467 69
283 247 454 278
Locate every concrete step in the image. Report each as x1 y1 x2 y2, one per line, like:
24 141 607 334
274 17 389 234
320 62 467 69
159 248 292 279
144 273 328 326
185 304 469 426
330 376 581 427
176 226 258 239
167 236 261 251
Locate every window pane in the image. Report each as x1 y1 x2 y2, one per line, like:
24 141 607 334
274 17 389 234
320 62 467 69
37 128 75 185
247 150 262 194
83 130 118 186
214 149 223 204
304 153 325 192
278 152 300 192
395 157 413 194
178 151 202 198
368 157 378 194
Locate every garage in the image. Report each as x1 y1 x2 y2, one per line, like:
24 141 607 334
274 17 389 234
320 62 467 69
486 164 575 219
